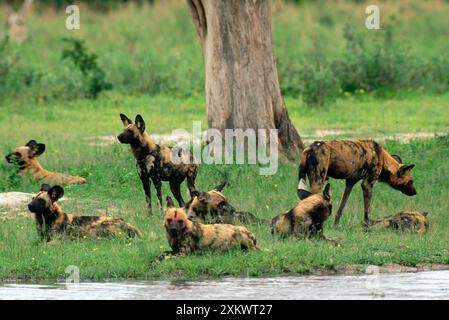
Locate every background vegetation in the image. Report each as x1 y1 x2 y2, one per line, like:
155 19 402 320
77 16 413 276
1 0 449 106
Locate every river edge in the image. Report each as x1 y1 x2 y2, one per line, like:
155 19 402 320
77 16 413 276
2 263 449 284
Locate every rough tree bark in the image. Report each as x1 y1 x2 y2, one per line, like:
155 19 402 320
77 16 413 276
187 0 303 160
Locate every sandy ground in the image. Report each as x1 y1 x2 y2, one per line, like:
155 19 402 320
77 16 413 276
0 192 34 219
86 130 447 147
0 193 70 220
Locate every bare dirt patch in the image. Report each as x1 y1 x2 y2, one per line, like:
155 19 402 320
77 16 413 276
87 130 446 148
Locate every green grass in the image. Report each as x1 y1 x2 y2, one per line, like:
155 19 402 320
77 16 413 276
0 93 448 280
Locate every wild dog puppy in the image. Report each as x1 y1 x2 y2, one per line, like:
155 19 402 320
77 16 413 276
186 181 262 224
271 183 332 238
372 211 428 234
5 140 86 185
27 184 142 242
298 140 417 226
117 114 198 215
164 196 257 255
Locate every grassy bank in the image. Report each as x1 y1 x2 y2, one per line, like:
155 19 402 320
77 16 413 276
0 93 448 280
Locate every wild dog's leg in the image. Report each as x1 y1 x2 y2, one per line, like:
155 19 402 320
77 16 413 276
152 177 163 212
139 173 152 216
169 180 185 207
361 180 374 227
186 165 198 197
334 179 358 225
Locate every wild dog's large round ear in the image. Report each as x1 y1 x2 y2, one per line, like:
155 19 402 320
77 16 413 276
120 113 132 126
323 183 332 201
391 154 403 164
27 140 45 157
135 114 145 132
422 211 429 217
166 196 174 208
48 185 64 202
26 140 38 148
398 164 415 176
40 184 51 192
34 143 46 157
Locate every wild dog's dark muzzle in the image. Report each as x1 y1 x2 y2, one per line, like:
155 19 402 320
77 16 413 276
5 152 21 164
403 187 417 196
169 227 178 237
27 199 47 214
5 153 14 163
28 201 38 213
117 131 134 144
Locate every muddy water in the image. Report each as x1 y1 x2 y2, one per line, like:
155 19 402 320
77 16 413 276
1 270 449 300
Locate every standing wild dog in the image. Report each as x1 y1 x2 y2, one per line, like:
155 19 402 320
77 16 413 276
27 184 142 242
117 114 198 215
271 183 332 238
372 210 428 234
298 140 417 226
163 196 257 255
5 140 86 185
186 181 260 224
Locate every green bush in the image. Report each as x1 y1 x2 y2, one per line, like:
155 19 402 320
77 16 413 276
299 51 338 107
61 38 111 98
0 37 17 86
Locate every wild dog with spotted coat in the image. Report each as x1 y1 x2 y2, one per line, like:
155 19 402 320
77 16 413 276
27 184 142 242
298 140 417 226
164 196 257 255
372 210 428 234
5 140 86 185
271 183 332 238
117 114 198 215
186 181 260 224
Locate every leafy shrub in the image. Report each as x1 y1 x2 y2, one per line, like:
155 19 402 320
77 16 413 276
61 38 111 98
0 36 17 86
300 54 338 107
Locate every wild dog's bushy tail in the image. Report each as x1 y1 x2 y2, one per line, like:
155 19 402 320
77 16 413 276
234 211 268 224
297 147 312 200
214 180 227 192
121 221 143 238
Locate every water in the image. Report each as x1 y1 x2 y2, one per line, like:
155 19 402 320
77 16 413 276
1 270 449 300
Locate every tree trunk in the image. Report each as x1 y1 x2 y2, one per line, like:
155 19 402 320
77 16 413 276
187 0 303 160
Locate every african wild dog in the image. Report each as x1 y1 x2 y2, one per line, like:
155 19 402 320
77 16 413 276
163 196 257 255
117 114 198 215
5 140 86 185
372 210 428 234
186 181 260 224
271 183 332 238
298 140 417 226
27 184 142 242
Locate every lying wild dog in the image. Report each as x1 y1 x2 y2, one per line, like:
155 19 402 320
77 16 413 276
298 140 417 226
162 196 257 256
186 181 262 224
27 184 142 242
117 114 198 215
372 210 428 234
5 140 86 185
271 183 332 239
